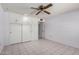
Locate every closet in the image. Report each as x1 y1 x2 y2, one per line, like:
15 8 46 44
7 12 38 45
9 23 21 44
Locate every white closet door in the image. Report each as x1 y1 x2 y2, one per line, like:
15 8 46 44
22 25 32 42
9 24 21 45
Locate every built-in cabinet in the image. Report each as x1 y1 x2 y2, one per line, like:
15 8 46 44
7 12 38 45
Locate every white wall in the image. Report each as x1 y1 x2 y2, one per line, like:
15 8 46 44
45 10 79 48
0 5 4 53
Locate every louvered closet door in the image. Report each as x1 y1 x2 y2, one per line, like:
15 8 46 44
9 24 21 45
22 24 32 42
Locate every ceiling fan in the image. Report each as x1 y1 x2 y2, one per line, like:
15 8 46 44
31 3 53 15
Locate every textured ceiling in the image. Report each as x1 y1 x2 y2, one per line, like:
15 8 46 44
1 3 79 19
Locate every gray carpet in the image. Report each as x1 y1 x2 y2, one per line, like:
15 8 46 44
1 39 79 55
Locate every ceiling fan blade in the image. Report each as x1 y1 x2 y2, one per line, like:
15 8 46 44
43 10 50 14
31 7 39 10
36 10 41 15
44 3 53 9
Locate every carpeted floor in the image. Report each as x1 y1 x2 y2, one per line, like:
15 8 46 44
1 39 79 55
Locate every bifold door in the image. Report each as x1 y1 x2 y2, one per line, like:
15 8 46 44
22 24 32 42
8 24 32 45
9 24 21 45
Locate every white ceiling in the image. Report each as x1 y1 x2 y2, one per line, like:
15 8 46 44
1 3 79 19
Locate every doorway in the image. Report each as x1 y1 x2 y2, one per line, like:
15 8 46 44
38 19 45 39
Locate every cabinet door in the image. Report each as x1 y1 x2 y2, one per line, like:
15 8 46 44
22 25 32 42
9 24 21 45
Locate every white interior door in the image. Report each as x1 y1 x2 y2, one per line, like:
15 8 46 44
9 24 21 45
22 24 32 42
